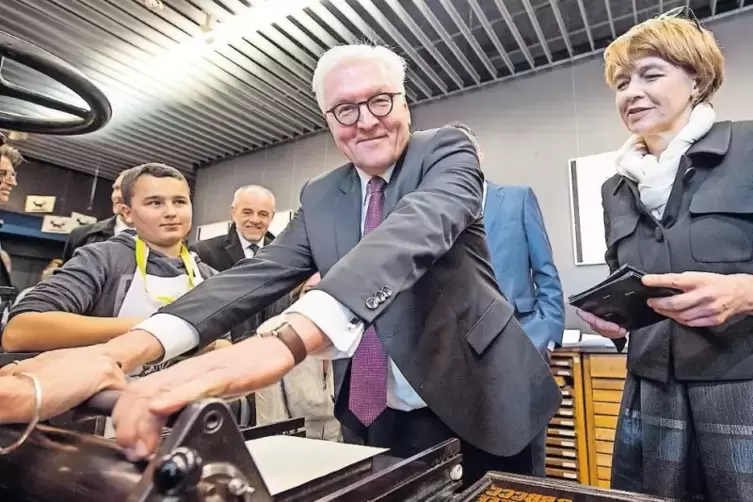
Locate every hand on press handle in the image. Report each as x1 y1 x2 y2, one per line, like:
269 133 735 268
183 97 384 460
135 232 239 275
1 347 127 423
575 308 627 339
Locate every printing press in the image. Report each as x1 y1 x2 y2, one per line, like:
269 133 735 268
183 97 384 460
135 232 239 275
0 390 666 502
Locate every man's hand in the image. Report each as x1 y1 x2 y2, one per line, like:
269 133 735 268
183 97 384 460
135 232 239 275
112 335 296 460
643 272 753 327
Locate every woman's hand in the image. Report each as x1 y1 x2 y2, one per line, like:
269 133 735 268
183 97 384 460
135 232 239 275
575 308 628 339
3 348 127 421
643 272 753 327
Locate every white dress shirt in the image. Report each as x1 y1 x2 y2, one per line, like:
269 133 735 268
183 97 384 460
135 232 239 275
113 216 130 235
135 165 426 411
236 229 263 259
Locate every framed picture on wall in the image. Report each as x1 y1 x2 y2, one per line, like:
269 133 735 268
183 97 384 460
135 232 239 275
568 150 618 266
268 210 293 237
197 221 231 241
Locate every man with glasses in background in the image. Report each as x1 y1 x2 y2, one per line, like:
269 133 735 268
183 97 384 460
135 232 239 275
0 136 21 288
60 43 560 488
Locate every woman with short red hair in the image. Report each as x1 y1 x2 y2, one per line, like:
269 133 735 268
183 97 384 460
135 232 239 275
577 12 753 501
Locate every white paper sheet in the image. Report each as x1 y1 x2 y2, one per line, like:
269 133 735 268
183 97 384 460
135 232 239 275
245 435 387 495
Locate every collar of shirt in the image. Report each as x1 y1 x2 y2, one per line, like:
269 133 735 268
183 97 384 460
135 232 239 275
236 228 264 252
114 216 130 234
481 180 488 216
354 164 396 205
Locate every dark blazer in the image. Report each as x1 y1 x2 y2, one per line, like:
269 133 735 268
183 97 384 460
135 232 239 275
602 120 753 382
159 127 561 457
62 215 117 262
190 225 275 273
190 226 285 342
483 184 565 353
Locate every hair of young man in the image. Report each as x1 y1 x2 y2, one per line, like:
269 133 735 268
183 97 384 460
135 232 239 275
120 163 188 207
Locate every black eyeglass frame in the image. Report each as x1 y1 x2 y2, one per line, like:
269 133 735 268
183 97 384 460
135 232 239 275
326 92 403 126
660 6 703 32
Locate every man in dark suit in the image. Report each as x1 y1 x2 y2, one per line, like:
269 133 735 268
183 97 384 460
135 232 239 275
190 185 276 272
62 171 130 262
101 44 560 486
191 185 285 343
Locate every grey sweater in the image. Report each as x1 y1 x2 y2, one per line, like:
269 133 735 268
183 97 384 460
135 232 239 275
11 231 216 322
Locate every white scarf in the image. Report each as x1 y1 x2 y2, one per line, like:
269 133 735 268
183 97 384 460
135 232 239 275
614 103 716 219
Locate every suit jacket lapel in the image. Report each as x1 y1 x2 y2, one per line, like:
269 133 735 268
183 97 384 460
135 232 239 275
483 185 505 230
382 143 411 217
334 167 362 260
224 225 245 264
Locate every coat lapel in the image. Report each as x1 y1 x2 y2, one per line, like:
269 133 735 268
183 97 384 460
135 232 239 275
382 142 411 218
224 225 245 264
334 167 362 260
483 184 505 229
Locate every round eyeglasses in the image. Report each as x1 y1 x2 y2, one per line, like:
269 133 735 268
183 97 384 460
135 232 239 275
326 92 403 126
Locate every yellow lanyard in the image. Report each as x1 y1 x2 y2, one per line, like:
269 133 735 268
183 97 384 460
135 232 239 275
135 237 198 305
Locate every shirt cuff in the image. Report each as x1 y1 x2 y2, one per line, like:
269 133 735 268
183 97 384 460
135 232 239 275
133 313 200 362
283 290 364 359
547 340 556 351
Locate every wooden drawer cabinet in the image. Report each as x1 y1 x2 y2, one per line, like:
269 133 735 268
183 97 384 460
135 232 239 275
544 352 589 484
583 354 627 488
546 349 628 489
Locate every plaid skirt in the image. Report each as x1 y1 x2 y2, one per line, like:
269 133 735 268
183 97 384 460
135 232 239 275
611 373 753 501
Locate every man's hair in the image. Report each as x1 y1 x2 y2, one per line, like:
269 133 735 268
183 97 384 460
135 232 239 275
446 121 481 154
312 43 407 113
603 16 724 104
120 163 188 207
232 184 276 209
0 134 23 168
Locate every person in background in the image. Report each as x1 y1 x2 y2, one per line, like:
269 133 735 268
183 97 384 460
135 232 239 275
191 185 276 270
2 163 227 370
448 121 564 477
0 135 21 288
191 184 288 343
62 170 131 263
575 13 753 501
255 272 340 442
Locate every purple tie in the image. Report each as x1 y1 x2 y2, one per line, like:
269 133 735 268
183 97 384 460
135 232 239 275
348 176 389 426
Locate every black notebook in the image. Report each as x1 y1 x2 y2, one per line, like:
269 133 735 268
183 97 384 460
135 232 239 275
568 264 680 331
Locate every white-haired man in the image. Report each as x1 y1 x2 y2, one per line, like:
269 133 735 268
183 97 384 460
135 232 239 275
191 185 277 272
64 43 560 486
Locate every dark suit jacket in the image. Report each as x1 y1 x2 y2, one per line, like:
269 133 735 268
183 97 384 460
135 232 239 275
190 226 286 341
62 215 117 262
191 225 275 272
483 184 565 353
602 120 753 382
160 127 561 457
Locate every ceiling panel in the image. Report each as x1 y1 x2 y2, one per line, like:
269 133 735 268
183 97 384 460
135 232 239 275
0 0 750 180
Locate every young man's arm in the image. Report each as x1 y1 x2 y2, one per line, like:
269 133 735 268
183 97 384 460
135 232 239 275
2 245 142 352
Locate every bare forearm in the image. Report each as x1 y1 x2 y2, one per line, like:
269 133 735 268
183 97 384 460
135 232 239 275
0 376 34 424
3 313 143 352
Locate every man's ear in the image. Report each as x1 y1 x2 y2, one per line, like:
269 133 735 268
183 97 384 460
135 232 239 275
121 205 134 226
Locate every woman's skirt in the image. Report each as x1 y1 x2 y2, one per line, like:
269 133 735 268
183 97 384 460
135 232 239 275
611 372 753 501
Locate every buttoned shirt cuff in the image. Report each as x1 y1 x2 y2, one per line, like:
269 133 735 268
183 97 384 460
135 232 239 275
133 314 200 362
283 290 364 359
